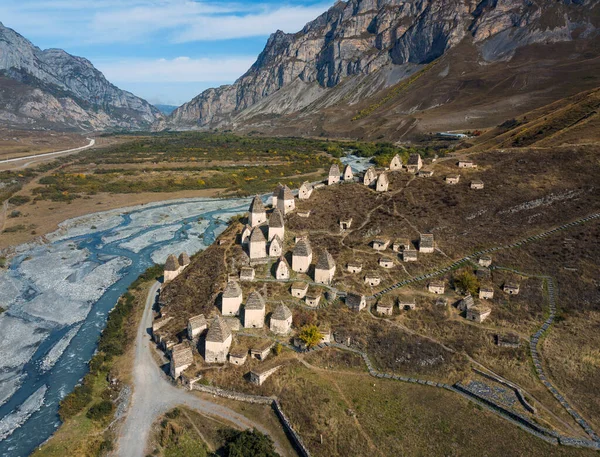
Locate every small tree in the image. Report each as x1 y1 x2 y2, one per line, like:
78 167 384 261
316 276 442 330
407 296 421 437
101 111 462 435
273 343 282 356
454 270 479 296
298 324 323 349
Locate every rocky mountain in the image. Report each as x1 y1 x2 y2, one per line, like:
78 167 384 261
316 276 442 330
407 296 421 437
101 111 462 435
0 22 162 131
161 0 600 140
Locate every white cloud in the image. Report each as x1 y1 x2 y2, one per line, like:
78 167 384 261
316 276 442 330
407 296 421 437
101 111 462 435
0 0 333 45
96 55 257 83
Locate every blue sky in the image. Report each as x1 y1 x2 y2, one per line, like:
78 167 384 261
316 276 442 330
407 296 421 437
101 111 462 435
0 0 334 106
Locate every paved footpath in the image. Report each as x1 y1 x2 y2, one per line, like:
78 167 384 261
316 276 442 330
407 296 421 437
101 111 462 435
115 281 292 457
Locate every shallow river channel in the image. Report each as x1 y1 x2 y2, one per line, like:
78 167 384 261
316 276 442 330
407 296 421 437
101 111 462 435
0 155 369 456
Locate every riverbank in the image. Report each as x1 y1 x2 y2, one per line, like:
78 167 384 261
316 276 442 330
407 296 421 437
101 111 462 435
32 267 161 456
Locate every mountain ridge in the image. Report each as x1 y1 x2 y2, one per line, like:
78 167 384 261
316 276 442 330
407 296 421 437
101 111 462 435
160 0 600 140
0 22 162 131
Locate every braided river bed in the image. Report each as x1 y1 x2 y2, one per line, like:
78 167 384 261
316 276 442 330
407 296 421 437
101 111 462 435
0 155 370 456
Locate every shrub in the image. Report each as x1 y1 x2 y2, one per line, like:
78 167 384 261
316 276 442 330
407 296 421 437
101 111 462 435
59 382 93 421
454 270 480 296
222 429 279 457
8 195 30 206
298 324 323 349
86 400 114 422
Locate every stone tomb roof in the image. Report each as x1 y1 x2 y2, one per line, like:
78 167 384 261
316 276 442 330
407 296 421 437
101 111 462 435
178 252 190 266
269 208 285 228
250 196 265 214
206 316 232 343
250 226 266 242
171 343 193 367
293 239 312 257
246 291 266 310
316 250 335 270
188 314 206 329
272 303 292 321
223 281 242 298
329 164 340 176
165 254 179 272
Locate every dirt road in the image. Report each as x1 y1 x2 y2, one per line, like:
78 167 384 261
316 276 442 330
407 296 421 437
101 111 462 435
115 281 291 457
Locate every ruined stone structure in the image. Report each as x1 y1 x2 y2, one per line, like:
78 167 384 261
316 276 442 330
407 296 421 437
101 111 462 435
399 298 416 310
458 160 475 168
379 257 394 268
170 343 193 378
418 170 434 177
269 234 283 257
271 183 283 208
275 256 290 280
314 250 336 285
419 233 435 253
250 340 274 360
372 239 390 251
365 272 381 286
205 316 232 363
244 291 266 328
222 281 243 316
390 154 402 171
328 164 340 185
339 217 352 230
249 196 267 227
291 282 308 298
305 290 322 307
268 208 285 241
187 314 207 339
276 185 295 215
292 238 312 273
504 283 520 295
446 175 460 184
229 346 248 365
457 294 475 312
403 249 418 262
249 226 267 260
298 181 313 200
347 262 362 273
471 180 485 189
240 266 255 281
346 293 366 312
393 239 411 252
249 365 281 386
479 255 492 267
270 303 293 335
467 305 491 323
428 280 445 294
479 286 494 300
377 300 393 315
343 164 354 181
406 154 422 173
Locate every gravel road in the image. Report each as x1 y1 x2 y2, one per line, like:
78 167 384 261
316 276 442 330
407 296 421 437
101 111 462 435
115 281 290 457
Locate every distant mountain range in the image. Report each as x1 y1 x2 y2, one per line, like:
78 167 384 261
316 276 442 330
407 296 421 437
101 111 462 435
159 0 600 141
154 104 179 115
0 22 162 131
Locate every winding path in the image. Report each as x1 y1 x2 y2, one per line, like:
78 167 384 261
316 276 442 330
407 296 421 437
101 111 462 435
115 281 292 457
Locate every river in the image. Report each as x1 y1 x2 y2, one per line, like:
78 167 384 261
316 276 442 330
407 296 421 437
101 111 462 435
0 155 370 456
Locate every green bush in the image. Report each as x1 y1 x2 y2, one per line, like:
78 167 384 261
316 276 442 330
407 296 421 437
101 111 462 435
86 400 114 422
8 195 31 206
222 429 279 457
59 382 93 421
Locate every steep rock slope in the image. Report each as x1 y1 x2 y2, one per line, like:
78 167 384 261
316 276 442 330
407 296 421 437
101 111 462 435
0 22 162 131
162 0 599 137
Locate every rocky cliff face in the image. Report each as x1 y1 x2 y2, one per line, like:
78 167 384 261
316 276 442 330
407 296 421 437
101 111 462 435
0 22 162 131
162 0 598 131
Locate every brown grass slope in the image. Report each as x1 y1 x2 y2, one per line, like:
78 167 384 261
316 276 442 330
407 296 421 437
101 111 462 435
466 86 600 151
235 39 600 142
